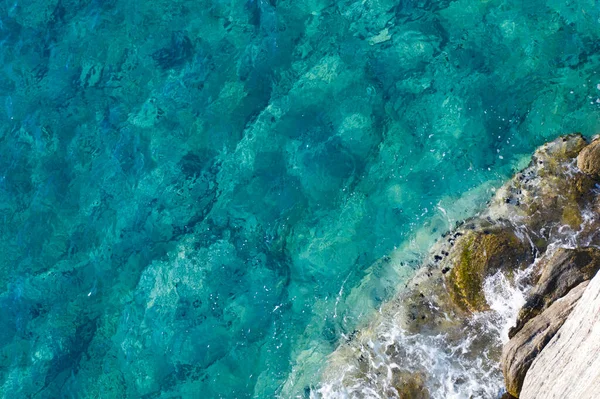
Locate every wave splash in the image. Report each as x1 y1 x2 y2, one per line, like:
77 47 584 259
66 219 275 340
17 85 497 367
315 266 532 399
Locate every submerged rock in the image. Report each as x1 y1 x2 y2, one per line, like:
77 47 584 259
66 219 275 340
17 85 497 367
501 280 588 397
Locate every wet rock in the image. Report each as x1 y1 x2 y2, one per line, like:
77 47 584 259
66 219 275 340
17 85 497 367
577 137 600 176
445 227 533 312
487 134 595 232
510 247 600 337
501 280 588 398
392 371 430 399
397 273 460 334
520 270 600 399
393 219 535 332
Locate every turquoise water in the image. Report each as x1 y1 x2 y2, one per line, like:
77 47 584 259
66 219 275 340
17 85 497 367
1 0 600 397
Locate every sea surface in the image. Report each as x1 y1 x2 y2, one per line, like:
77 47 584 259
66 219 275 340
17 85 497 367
0 0 599 398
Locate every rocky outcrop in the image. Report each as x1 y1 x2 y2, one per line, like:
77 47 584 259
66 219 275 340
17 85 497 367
396 223 534 335
577 137 600 176
501 279 588 397
319 134 600 398
497 135 600 398
446 227 534 312
487 134 596 234
499 246 600 397
509 247 600 337
502 136 600 398
519 270 600 399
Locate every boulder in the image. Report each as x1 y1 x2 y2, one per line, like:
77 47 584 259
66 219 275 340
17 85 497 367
577 138 600 176
501 280 588 397
395 223 534 333
392 371 430 399
520 270 600 399
445 227 533 312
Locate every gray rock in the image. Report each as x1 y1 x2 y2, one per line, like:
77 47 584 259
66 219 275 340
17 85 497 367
520 269 600 399
501 280 588 397
509 247 600 338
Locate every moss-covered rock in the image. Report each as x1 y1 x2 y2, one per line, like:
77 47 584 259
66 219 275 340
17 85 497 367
577 138 600 176
446 228 533 312
532 133 587 177
561 203 584 229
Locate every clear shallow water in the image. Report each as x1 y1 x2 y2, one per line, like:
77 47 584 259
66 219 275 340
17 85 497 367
0 0 599 398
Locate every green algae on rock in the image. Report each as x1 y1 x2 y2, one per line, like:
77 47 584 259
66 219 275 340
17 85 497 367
446 228 533 312
392 371 431 399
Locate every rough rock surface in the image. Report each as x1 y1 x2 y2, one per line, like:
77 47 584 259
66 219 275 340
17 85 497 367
392 371 430 399
577 137 600 176
520 270 600 399
488 134 595 234
497 136 600 399
509 247 600 337
501 279 589 397
446 227 534 312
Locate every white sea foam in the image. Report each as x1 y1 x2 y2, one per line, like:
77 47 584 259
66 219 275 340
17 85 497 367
315 265 535 399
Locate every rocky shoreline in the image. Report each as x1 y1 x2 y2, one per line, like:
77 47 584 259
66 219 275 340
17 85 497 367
318 134 600 398
500 135 600 398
